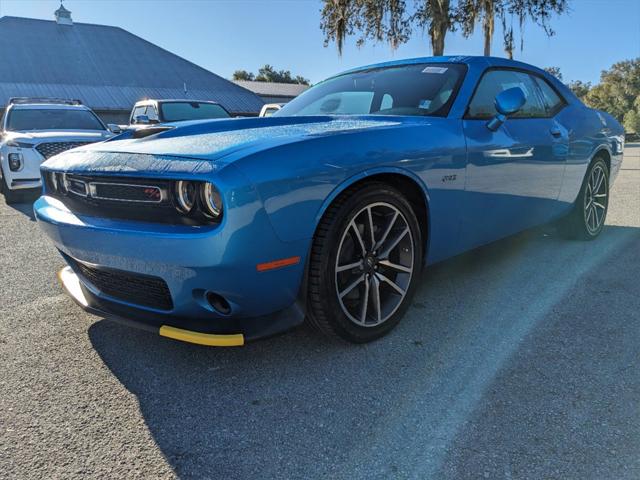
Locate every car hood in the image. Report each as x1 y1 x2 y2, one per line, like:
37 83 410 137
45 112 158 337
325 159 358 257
65 116 403 163
5 130 111 146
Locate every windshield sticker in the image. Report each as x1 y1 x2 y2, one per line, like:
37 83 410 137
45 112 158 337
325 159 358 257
422 66 448 74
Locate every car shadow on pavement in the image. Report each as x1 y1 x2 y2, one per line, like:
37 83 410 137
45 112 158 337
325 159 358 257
88 224 640 480
4 192 39 220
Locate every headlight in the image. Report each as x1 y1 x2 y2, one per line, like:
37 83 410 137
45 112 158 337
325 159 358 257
174 180 197 213
8 153 22 171
45 172 68 194
6 140 33 148
200 182 222 218
613 138 624 154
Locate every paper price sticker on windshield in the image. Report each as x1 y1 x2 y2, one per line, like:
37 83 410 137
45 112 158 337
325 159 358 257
422 66 448 74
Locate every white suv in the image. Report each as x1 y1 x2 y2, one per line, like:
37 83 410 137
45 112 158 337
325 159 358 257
0 98 114 203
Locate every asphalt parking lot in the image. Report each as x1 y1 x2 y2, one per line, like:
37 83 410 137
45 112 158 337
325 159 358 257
1 145 639 479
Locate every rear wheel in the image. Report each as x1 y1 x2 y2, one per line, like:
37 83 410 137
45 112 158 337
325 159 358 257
307 183 422 343
560 157 609 240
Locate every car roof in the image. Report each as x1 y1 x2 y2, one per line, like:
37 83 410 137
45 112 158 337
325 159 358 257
9 103 91 110
134 99 222 106
334 55 545 78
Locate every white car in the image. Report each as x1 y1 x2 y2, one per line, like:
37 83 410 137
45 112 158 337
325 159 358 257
0 98 115 203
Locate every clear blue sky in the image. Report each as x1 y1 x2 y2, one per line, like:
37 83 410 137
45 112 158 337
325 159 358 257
1 0 639 84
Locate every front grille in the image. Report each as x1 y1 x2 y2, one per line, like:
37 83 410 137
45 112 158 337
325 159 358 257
36 141 92 159
91 182 163 203
74 261 173 311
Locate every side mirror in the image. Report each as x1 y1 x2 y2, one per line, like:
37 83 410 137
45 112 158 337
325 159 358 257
134 114 150 125
107 123 122 134
487 87 526 131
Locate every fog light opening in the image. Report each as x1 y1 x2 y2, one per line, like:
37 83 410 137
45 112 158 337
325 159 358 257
206 292 231 315
8 153 22 172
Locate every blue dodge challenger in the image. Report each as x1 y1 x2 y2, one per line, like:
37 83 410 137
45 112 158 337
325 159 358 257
35 56 624 346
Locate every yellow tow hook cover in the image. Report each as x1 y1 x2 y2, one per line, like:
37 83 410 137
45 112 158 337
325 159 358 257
159 325 244 347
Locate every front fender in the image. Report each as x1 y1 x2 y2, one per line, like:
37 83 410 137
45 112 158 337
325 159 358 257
233 118 468 265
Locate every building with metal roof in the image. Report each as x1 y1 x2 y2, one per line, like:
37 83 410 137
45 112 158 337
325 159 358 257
233 80 310 104
0 6 264 123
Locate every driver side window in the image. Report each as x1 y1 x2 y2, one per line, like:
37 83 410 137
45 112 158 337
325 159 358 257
467 69 547 119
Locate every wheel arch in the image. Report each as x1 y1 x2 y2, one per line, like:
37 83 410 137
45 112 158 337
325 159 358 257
591 146 611 172
313 168 431 261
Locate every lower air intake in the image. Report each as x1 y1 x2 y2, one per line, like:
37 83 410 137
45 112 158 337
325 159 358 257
73 261 173 311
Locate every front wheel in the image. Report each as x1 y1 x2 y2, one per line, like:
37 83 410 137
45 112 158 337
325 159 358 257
307 183 423 343
560 157 609 240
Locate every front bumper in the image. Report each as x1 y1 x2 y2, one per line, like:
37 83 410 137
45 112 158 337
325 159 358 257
58 266 304 345
35 193 310 344
1 147 44 190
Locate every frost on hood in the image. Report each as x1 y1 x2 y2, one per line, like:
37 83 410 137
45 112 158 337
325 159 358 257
42 150 218 175
73 118 402 159
41 118 401 173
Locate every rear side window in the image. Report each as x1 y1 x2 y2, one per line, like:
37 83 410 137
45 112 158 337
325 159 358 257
534 77 565 116
467 69 548 119
380 93 394 110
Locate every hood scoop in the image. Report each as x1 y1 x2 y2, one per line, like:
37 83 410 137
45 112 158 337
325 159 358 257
132 126 174 139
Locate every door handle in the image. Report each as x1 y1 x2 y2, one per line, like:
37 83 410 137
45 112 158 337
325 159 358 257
550 127 562 138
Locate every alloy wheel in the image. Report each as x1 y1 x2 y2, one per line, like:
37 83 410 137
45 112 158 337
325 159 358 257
334 202 414 327
583 164 608 235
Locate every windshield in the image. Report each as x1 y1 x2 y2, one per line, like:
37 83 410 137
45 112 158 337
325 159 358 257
277 63 466 117
7 108 105 131
160 102 230 122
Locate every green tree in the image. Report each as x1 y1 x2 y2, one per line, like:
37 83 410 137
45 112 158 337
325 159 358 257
321 0 451 56
544 66 563 80
232 70 255 81
414 0 453 56
457 0 569 58
502 0 569 58
233 65 310 85
567 80 591 101
321 0 568 57
584 58 640 122
624 108 640 134
457 0 499 56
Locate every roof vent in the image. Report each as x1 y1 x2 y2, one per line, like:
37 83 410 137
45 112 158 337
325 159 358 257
54 3 73 25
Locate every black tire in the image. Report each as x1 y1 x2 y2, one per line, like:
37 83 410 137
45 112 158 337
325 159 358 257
560 156 609 240
307 183 423 343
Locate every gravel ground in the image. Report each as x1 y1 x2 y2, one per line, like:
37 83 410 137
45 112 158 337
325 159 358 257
1 145 639 479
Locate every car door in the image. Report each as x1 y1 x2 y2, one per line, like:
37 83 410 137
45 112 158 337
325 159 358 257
460 68 568 250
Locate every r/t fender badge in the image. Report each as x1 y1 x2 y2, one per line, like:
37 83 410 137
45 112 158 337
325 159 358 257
441 174 457 183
